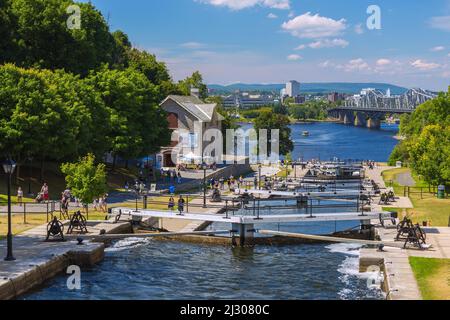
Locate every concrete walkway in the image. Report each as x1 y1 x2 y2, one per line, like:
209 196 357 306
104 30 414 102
361 165 450 300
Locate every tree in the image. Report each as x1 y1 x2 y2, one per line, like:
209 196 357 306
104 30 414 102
61 153 107 211
126 48 176 100
9 0 117 75
177 71 208 99
254 111 294 156
390 87 450 187
86 67 171 164
0 0 17 63
408 125 450 187
0 64 75 179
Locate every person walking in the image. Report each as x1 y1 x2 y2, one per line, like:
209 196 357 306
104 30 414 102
177 196 185 216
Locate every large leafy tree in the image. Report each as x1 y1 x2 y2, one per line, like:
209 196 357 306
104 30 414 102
0 64 75 178
9 0 116 75
86 67 171 162
408 125 450 187
390 87 450 186
0 0 17 63
254 111 294 156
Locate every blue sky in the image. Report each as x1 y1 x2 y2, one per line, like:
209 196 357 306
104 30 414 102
86 0 450 90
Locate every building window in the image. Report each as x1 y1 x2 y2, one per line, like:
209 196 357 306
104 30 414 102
167 112 178 129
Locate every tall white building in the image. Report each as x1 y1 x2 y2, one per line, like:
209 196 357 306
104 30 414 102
286 80 301 97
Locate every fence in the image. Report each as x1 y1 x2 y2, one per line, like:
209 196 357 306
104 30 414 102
402 186 449 199
0 201 61 224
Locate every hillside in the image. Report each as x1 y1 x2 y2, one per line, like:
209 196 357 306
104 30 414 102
208 82 409 95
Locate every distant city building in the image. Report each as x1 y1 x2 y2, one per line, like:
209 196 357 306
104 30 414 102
294 95 306 104
286 80 301 98
327 92 345 103
219 92 277 109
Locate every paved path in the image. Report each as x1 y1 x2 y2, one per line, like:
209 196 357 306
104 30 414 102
396 172 415 187
361 165 450 300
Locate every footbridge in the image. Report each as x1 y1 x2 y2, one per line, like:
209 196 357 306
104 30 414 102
110 208 393 246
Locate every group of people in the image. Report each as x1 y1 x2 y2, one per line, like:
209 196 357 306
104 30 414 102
160 168 182 184
167 195 185 215
93 194 108 213
209 175 246 191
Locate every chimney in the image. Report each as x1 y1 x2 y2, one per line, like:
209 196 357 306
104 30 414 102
191 88 200 98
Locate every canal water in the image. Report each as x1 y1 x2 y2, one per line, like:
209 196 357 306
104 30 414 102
23 122 397 300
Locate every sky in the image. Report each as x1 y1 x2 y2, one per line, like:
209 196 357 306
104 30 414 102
86 0 450 90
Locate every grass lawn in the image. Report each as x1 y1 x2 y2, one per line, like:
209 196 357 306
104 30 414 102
409 257 450 300
276 168 292 178
382 167 450 226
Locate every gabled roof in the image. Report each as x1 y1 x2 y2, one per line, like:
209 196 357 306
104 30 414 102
161 95 224 122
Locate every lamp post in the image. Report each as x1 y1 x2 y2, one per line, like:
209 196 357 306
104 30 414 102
3 159 16 261
258 163 262 190
27 156 33 196
134 181 139 212
202 162 207 208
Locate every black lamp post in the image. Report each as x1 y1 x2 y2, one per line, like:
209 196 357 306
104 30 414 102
27 156 33 196
134 181 139 212
202 162 207 208
3 159 16 261
258 164 262 190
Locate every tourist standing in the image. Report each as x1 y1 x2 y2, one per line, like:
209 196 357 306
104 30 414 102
177 171 182 184
168 196 175 211
177 196 185 215
17 187 23 206
40 182 49 202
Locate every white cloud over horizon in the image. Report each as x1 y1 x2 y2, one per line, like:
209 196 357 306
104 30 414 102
296 38 349 50
431 46 445 52
411 59 441 70
287 54 302 61
196 0 290 10
282 12 347 39
429 15 450 31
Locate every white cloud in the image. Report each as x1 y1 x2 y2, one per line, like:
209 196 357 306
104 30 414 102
181 42 206 49
429 16 450 32
307 38 349 49
354 23 364 35
267 13 278 19
196 0 290 10
376 59 392 66
281 12 347 39
318 60 333 68
287 54 302 61
430 46 445 52
411 59 440 70
288 11 295 18
337 58 370 72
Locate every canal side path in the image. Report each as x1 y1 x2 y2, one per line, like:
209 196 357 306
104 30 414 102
362 164 450 300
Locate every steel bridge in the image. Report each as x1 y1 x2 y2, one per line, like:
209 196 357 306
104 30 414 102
328 88 438 128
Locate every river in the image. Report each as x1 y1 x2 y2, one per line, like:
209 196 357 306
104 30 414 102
22 122 398 300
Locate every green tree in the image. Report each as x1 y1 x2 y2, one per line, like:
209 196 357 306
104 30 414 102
86 67 171 164
9 0 116 75
177 71 208 99
408 125 450 187
61 153 107 210
0 64 76 179
254 111 293 156
0 0 17 63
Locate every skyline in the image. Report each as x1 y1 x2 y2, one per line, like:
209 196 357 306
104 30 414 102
86 0 450 90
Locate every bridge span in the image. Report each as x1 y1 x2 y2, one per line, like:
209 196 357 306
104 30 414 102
328 88 437 128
